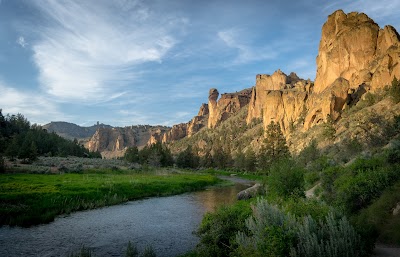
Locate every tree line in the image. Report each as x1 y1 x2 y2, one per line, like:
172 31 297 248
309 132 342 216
0 110 101 164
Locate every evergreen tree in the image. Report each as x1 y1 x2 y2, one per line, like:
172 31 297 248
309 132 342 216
125 146 139 163
244 148 257 172
234 150 246 171
258 121 289 171
176 145 200 169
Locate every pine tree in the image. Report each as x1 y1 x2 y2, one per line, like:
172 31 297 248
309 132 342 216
258 121 289 170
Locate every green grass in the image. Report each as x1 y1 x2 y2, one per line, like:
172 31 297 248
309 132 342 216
0 172 220 227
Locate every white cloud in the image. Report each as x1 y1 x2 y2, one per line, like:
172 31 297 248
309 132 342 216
28 0 186 102
0 82 65 124
16 36 28 48
218 28 279 64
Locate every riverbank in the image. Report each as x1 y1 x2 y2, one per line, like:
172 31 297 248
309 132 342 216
0 170 220 227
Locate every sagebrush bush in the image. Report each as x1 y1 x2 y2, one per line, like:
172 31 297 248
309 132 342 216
235 200 364 257
293 213 363 257
236 200 297 257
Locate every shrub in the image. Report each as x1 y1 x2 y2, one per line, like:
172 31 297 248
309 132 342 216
236 200 365 257
68 246 93 257
125 241 138 257
140 246 156 257
195 201 252 257
266 159 305 199
293 213 364 257
236 200 297 257
389 76 400 103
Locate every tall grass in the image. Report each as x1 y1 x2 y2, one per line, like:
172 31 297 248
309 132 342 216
0 172 219 226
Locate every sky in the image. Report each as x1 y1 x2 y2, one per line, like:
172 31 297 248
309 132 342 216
1 0 400 127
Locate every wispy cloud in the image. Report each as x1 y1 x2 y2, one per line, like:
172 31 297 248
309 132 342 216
0 81 65 124
217 28 278 64
16 36 28 48
27 0 186 102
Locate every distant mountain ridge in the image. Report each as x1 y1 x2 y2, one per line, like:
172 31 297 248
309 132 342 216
43 121 112 141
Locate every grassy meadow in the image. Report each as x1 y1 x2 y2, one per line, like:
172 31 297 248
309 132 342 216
0 170 220 227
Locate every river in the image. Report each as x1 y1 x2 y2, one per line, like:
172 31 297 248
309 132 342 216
0 177 252 257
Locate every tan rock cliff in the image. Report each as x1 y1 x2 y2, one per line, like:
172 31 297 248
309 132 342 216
208 88 253 128
247 10 400 134
246 70 312 132
314 10 400 93
86 125 170 158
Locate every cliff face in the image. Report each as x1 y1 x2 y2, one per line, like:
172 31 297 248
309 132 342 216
245 10 400 134
85 125 170 158
43 121 111 141
246 70 312 133
208 88 253 128
314 10 400 93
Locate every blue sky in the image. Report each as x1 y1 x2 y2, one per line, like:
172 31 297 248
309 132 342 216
1 0 399 127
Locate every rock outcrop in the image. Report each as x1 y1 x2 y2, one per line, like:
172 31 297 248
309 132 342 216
314 10 400 93
208 88 253 128
43 121 111 141
246 70 312 133
86 125 170 158
246 10 400 133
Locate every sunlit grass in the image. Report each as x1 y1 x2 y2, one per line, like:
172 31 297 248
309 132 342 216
0 172 219 226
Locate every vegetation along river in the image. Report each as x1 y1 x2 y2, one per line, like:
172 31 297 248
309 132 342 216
0 176 252 257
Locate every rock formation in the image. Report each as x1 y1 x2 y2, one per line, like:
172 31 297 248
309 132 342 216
208 88 253 128
86 125 170 158
246 10 400 134
246 70 311 132
314 10 400 93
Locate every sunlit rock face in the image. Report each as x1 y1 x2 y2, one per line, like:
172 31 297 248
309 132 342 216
314 10 400 93
86 125 170 158
207 88 253 129
246 10 400 133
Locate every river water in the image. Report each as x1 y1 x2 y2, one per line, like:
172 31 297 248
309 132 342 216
0 177 252 257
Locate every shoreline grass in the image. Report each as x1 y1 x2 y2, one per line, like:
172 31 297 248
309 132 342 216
0 171 220 227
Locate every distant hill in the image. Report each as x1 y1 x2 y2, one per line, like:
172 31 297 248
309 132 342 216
43 121 112 141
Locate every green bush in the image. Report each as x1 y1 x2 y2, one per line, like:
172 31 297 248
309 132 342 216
236 199 364 257
236 200 297 257
140 246 156 257
265 159 305 199
195 201 252 257
68 246 93 257
293 213 364 257
354 181 400 245
334 159 399 213
125 241 139 257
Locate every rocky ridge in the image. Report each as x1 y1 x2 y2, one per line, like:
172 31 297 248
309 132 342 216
85 125 170 159
43 121 111 141
245 10 400 135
